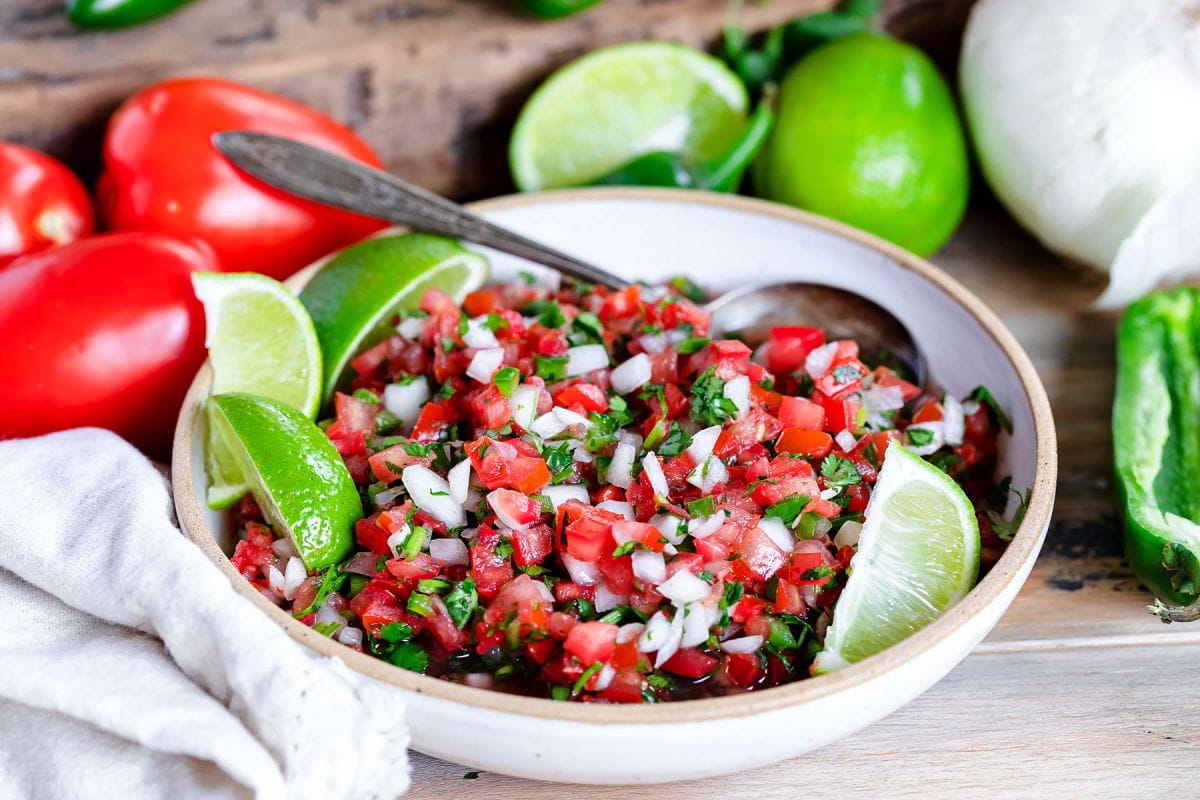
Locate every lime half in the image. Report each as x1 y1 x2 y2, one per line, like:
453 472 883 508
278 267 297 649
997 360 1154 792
510 41 749 191
193 272 323 509
299 233 488 403
814 443 980 673
208 393 360 571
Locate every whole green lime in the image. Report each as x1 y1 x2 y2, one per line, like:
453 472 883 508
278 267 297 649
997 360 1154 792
754 33 969 256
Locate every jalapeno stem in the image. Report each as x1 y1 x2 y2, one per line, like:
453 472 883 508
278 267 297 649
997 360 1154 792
1149 597 1200 624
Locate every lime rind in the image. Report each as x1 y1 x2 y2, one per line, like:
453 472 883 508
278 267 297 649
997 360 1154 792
510 41 749 191
815 443 981 673
298 233 489 404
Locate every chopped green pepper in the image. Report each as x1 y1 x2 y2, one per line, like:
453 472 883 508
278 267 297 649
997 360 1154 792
515 0 605 19
66 0 196 28
1114 287 1200 622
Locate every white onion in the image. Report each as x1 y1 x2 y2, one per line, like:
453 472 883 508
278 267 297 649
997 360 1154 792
719 635 764 654
383 377 430 427
402 465 465 528
962 400 981 417
834 520 863 549
638 611 671 653
610 353 653 394
373 486 405 507
631 549 667 584
820 487 840 502
687 455 728 493
336 627 363 648
637 333 667 354
385 525 412 556
680 601 712 647
960 0 1200 307
466 347 505 383
396 315 425 340
463 316 500 349
598 500 636 520
722 374 751 417
509 384 540 432
541 484 589 510
805 342 838 379
571 440 595 463
685 425 721 465
688 514 725 540
942 394 966 446
835 429 858 452
566 344 609 377
429 537 469 566
655 608 686 668
313 599 345 636
862 382 904 430
593 581 628 613
267 564 286 597
656 570 711 605
530 407 592 439
561 553 601 586
641 453 670 499
758 517 793 551
447 459 472 506
650 513 685 546
272 537 299 560
593 663 616 692
283 557 307 601
813 516 833 538
906 422 946 457
607 441 637 489
487 489 534 529
617 622 645 643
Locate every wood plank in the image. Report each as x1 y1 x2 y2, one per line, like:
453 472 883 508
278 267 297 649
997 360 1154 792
406 642 1200 797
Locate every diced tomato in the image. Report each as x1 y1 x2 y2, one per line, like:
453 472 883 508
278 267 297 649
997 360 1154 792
772 578 805 615
610 637 641 669
647 350 679 385
350 339 391 378
713 408 781 460
547 611 577 639
325 391 379 455
767 326 824 375
699 339 753 379
509 457 552 494
563 503 622 562
731 525 787 582
778 395 824 430
775 427 833 459
629 584 663 617
512 523 554 567
368 442 433 483
542 652 587 686
599 668 646 703
386 552 441 584
843 482 871 514
463 288 500 317
658 296 710 336
661 648 719 679
597 551 634 594
482 574 552 628
555 382 608 413
598 284 641 322
814 357 869 400
525 638 556 665
349 581 407 635
750 383 783 414
488 488 543 529
229 523 276 580
914 399 945 423
817 391 862 434
873 367 921 402
564 621 619 664
833 340 859 360
611 520 666 553
355 516 392 555
423 594 467 652
803 498 841 519
470 527 514 598
411 400 456 442
468 382 512 431
553 581 596 604
723 652 764 688
731 595 767 624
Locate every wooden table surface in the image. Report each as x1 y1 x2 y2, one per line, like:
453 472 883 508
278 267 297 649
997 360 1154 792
405 208 1200 798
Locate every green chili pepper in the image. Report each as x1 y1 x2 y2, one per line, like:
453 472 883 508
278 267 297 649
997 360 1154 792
66 0 196 28
588 93 776 192
1114 287 1200 622
515 0 605 20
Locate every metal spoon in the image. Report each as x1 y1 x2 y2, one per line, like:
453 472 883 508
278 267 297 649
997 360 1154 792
213 131 923 382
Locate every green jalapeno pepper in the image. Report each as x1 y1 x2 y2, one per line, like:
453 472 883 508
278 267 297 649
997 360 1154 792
67 0 196 28
588 93 776 192
1114 287 1200 622
515 0 605 20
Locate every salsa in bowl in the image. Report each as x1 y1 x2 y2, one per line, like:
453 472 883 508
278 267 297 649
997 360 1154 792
173 189 1055 782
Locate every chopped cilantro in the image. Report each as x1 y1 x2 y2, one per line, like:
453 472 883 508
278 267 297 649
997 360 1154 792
441 337 456 353
379 622 414 642
657 422 691 458
446 578 478 629
538 301 568 329
585 412 622 452
689 367 739 426
457 313 469 337
565 598 595 619
612 540 638 557
987 485 1031 541
968 385 1013 434
820 454 862 488
484 312 509 332
293 564 347 618
494 539 515 561
801 565 836 582
519 270 537 285
668 276 708 303
404 441 433 458
831 363 866 385
647 672 675 690
543 442 574 483
572 661 604 694
607 395 634 427
388 642 429 673
571 311 605 346
437 381 455 400
766 495 809 528
313 622 340 636
375 409 400 434
907 427 935 447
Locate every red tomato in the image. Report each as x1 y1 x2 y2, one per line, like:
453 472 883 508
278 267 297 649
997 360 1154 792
777 395 824 430
563 621 619 664
99 78 386 280
0 232 212 457
731 525 788 582
814 357 870 399
512 524 554 567
767 326 823 375
0 144 94 268
775 428 833 459
661 648 719 679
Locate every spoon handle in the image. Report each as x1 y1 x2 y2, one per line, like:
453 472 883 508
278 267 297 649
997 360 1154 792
213 131 630 290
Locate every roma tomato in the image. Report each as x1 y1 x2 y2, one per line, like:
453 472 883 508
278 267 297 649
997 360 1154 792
0 144 94 268
99 78 386 280
0 232 213 457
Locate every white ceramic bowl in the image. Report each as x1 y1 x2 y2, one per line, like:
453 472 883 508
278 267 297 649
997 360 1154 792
173 188 1056 785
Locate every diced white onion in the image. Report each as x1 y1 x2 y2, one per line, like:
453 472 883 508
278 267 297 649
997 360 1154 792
541 484 589 510
638 611 671 652
593 663 616 692
650 513 685 546
267 565 286 596
556 407 592 429
719 635 764 654
962 400 981 416
862 383 905 430
637 333 667 354
561 553 601 586
680 601 712 647
820 487 840 502
632 549 667 584
313 600 345 635
942 394 966 447
723 375 751 417
509 384 539 432
466 347 505 383
283 557 307 601
758 517 794 551
617 622 645 643
593 581 627 613
447 459 472 506
611 353 652 394
571 440 594 463
373 486 405 507
834 520 863 549
813 516 833 538
402 465 465 528
385 524 412 556
396 315 426 341
336 627 363 648
687 455 728 493
686 425 722 465
688 514 725 540
607 441 637 489
835 429 858 452
463 316 500 349
805 342 838 379
429 537 469 566
655 608 686 668
566 344 609 377
530 406 593 439
906 422 946 456
615 430 644 450
383 377 430 427
487 489 535 530
598 500 636 520
656 570 711 604
642 453 670 499
272 537 299 560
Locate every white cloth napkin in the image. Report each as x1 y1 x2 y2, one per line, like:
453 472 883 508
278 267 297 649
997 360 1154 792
0 429 411 800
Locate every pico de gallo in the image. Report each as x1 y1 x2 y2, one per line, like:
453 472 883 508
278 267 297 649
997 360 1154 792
229 274 1012 702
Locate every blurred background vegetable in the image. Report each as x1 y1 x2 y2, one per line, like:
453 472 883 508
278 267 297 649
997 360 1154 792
515 0 606 19
66 0 197 29
0 144 95 268
960 0 1200 307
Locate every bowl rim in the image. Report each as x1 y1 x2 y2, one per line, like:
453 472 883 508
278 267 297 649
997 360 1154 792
172 186 1057 725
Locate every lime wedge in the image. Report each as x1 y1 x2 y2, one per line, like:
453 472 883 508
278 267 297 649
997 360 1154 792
208 393 360 570
509 41 749 191
298 233 488 402
814 443 980 673
193 272 324 510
